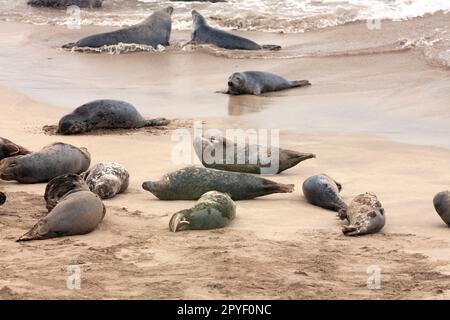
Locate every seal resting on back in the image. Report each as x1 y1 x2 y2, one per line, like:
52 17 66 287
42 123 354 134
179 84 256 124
142 166 294 200
190 10 281 51
83 162 130 199
302 174 347 212
0 142 91 183
62 7 173 49
0 137 30 160
57 99 169 135
169 191 236 232
433 191 450 226
194 135 315 174
338 192 385 236
27 0 103 8
226 71 311 95
18 174 105 241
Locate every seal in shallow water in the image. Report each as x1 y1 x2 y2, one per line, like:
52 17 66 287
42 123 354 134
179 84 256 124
433 191 450 226
62 7 173 49
169 191 236 232
83 162 130 199
0 142 90 183
142 166 294 200
27 0 103 8
226 71 311 95
339 192 385 236
302 174 347 212
0 137 30 161
57 99 169 135
18 174 105 241
190 10 281 51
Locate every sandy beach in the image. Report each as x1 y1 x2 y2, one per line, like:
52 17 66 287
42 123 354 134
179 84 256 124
0 7 450 299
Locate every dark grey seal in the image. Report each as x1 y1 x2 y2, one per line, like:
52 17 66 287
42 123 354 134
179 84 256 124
44 173 89 212
226 71 311 95
0 137 30 160
0 142 91 184
83 162 130 199
142 166 294 200
339 192 385 236
190 10 281 51
57 99 169 135
0 192 5 206
18 174 105 241
194 135 315 174
433 191 450 226
62 7 173 49
27 0 103 8
169 191 236 232
302 174 347 212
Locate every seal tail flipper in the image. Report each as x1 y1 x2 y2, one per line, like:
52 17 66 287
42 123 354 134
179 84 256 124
169 211 190 233
261 45 282 51
62 42 76 50
278 151 316 173
262 180 295 195
17 220 50 242
144 118 171 127
292 80 312 87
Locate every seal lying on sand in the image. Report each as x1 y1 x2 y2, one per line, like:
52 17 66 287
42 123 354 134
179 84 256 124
190 10 281 51
433 191 450 226
57 99 169 135
226 71 311 95
44 174 89 211
302 174 347 212
27 0 103 8
0 192 5 206
62 7 173 49
142 166 294 200
0 137 30 160
339 192 385 236
169 191 236 232
194 135 315 174
0 142 90 183
83 162 130 199
18 174 105 241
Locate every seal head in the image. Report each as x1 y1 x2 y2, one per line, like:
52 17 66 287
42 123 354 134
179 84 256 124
433 191 450 226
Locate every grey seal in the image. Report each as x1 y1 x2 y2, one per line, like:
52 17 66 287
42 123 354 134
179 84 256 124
339 192 385 236
18 174 105 241
433 191 450 226
44 173 89 212
63 7 173 49
27 0 103 8
57 99 169 135
190 10 281 51
142 166 294 200
194 135 315 174
0 142 91 184
0 137 30 160
302 174 347 212
83 162 130 199
169 191 236 232
0 192 5 206
226 71 311 95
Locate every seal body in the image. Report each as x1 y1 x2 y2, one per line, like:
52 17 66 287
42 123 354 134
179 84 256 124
0 142 91 184
142 166 294 200
44 174 89 212
339 192 385 236
433 191 450 226
0 192 5 206
194 135 315 174
58 99 169 135
169 191 236 232
27 0 103 8
0 137 30 160
191 10 280 51
63 7 173 49
302 174 347 212
227 71 311 95
83 162 130 199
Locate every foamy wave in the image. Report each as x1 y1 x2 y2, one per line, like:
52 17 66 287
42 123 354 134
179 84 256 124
63 42 166 54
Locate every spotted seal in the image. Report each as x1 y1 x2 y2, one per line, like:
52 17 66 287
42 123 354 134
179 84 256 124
302 174 347 212
83 162 130 199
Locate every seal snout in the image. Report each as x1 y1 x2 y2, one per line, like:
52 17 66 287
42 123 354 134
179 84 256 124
142 181 155 192
165 6 174 15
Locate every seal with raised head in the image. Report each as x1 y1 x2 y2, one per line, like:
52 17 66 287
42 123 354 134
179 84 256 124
44 173 89 211
190 10 281 51
0 142 91 184
142 166 294 200
57 99 169 135
302 174 347 212
0 192 5 206
338 192 385 236
0 137 30 160
169 191 236 232
18 174 105 241
226 71 311 96
27 0 102 8
433 191 450 226
63 7 173 49
83 162 130 199
194 135 315 174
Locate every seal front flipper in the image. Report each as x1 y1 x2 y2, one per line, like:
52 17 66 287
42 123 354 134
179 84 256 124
215 90 230 95
292 80 312 88
261 45 282 51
